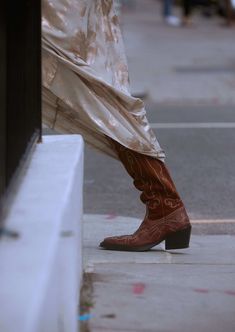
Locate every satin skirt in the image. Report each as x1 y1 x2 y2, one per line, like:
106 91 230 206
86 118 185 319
42 0 165 160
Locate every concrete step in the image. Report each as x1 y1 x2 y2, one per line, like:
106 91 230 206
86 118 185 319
0 135 84 332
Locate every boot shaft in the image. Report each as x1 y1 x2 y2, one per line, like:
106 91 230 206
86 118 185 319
110 139 184 219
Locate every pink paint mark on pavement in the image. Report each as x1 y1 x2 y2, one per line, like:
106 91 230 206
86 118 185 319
193 288 209 294
105 213 117 220
224 290 235 296
132 283 146 295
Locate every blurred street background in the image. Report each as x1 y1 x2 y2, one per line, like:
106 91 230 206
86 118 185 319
84 0 235 235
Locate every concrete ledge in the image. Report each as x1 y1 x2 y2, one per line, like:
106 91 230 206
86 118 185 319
0 135 84 332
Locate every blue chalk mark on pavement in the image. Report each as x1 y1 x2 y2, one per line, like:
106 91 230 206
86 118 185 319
78 313 92 321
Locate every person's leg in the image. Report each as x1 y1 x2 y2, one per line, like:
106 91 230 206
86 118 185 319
163 0 173 17
163 0 181 26
100 140 191 251
182 0 193 25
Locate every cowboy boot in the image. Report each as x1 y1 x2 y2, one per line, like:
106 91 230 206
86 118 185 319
100 140 191 251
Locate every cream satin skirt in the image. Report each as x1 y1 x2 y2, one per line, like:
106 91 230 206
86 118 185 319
42 0 165 160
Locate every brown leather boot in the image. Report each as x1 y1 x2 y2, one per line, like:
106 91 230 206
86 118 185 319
100 140 191 251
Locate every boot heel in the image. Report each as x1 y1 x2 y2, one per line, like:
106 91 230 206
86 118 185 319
165 226 191 250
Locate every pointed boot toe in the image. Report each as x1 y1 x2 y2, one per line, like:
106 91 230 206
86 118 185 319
100 235 131 250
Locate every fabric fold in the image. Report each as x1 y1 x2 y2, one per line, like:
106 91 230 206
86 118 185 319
42 0 165 160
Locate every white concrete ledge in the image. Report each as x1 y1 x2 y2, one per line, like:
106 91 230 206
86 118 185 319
0 135 84 332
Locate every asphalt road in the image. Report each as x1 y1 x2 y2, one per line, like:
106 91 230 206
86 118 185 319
84 103 235 235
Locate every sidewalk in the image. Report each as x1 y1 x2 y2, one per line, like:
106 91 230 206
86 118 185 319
81 215 235 332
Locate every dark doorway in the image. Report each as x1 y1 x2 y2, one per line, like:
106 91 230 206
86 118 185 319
0 0 41 222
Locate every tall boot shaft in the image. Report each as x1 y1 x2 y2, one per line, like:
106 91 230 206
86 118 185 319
110 140 184 220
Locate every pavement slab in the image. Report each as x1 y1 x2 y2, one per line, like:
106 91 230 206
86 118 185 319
83 214 235 332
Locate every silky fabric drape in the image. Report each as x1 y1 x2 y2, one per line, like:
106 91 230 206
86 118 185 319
42 0 165 160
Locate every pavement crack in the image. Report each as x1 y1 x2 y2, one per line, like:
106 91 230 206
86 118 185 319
79 272 95 332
